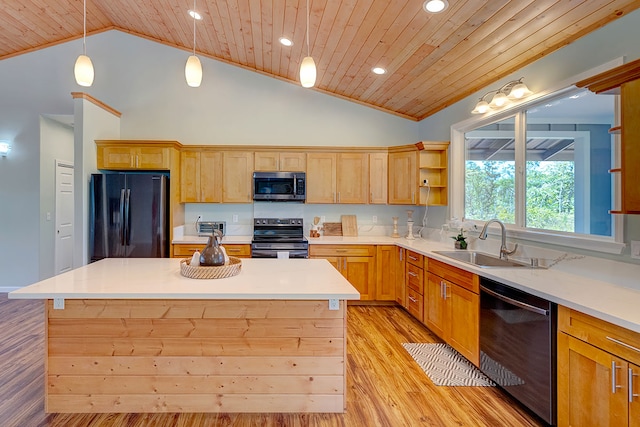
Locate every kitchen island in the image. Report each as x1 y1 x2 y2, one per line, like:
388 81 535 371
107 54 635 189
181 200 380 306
9 258 360 414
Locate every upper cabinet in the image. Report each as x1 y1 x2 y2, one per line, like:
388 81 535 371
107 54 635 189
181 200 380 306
369 152 388 204
180 150 222 203
222 151 254 203
388 148 418 205
306 152 369 204
254 152 306 172
307 153 337 203
97 141 178 170
576 58 640 214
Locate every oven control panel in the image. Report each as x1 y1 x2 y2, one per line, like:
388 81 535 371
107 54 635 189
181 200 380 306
254 218 303 226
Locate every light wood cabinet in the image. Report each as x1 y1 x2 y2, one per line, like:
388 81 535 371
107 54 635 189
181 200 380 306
558 306 640 427
173 243 251 258
395 247 406 306
306 153 337 203
97 144 170 170
418 141 449 206
222 151 254 203
388 149 417 205
254 152 306 172
309 245 376 300
426 259 480 366
406 259 424 322
180 151 222 203
375 245 396 301
369 152 388 204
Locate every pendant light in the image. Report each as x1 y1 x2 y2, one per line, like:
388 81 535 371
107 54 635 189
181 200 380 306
299 0 316 88
74 0 94 87
185 0 203 87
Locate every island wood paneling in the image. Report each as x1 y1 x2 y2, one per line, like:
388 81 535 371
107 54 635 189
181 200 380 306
45 299 347 413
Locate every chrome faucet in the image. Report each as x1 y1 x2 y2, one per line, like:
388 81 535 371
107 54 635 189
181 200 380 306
479 219 518 259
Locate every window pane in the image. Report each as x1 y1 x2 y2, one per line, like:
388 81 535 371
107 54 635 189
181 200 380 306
464 117 516 224
525 89 614 236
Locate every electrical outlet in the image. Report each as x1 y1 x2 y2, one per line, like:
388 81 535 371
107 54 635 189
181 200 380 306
232 214 239 223
53 298 65 310
321 216 326 223
328 299 339 310
372 215 377 223
631 241 640 259
46 212 51 221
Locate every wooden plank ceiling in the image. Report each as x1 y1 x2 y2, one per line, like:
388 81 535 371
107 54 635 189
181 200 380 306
1 0 638 120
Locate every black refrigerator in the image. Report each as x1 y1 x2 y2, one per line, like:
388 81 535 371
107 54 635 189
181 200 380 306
90 173 169 261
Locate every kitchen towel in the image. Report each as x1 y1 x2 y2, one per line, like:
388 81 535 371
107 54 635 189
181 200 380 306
403 343 495 387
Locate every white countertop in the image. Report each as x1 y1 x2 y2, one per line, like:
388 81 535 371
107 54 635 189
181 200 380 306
8 258 360 301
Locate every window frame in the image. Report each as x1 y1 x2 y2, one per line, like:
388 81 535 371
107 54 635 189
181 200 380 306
450 62 625 255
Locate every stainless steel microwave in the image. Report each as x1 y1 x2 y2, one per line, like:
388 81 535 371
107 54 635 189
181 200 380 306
253 171 306 202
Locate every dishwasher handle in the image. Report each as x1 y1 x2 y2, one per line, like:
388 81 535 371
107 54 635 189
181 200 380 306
481 285 549 316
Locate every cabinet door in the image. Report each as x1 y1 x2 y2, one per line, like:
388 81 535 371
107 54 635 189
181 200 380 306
280 153 306 172
99 146 134 169
375 245 396 301
388 150 417 205
631 363 640 427
336 153 368 204
395 247 406 306
447 283 479 366
254 152 280 171
558 333 629 427
343 256 376 301
200 151 222 202
180 151 201 203
136 147 168 169
307 153 337 203
222 151 253 203
425 273 445 338
369 153 388 204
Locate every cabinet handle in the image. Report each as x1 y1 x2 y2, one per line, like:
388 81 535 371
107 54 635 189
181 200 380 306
408 296 417 303
343 259 346 270
408 255 418 261
399 249 403 261
370 192 373 203
606 336 640 353
408 271 418 277
411 192 415 204
338 192 341 203
612 361 622 394
336 249 347 253
629 368 639 403
136 155 140 168
333 192 336 203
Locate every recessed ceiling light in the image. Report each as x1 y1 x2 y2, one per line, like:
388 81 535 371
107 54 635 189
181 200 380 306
423 0 449 13
372 67 386 75
279 37 293 47
188 10 202 20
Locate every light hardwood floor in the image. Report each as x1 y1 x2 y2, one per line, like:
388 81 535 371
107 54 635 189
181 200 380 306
0 294 544 426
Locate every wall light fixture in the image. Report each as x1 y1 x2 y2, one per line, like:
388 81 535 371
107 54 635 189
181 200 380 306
471 78 532 114
0 141 12 157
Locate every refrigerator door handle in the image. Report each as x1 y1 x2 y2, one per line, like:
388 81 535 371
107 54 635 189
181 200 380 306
124 188 131 246
119 189 126 246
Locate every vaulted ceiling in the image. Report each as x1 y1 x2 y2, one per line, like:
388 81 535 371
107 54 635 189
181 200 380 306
2 0 639 121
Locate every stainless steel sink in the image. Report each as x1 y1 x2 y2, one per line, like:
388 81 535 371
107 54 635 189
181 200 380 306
433 251 531 268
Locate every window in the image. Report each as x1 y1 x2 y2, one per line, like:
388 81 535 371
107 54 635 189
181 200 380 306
453 87 624 254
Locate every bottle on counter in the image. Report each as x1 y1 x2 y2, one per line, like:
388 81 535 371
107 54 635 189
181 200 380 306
190 250 201 266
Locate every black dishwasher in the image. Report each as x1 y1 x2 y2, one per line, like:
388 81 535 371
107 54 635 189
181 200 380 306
480 277 557 426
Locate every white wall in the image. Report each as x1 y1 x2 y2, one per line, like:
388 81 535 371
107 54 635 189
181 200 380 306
39 116 74 280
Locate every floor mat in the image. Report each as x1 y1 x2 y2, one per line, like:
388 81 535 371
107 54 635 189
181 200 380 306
403 342 495 387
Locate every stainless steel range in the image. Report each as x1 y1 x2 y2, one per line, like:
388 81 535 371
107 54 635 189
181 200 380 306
251 218 309 258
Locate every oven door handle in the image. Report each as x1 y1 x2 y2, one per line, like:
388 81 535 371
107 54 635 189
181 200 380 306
481 285 549 316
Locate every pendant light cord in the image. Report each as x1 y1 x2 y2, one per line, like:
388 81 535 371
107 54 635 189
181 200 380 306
192 0 197 55
82 0 87 55
306 0 310 57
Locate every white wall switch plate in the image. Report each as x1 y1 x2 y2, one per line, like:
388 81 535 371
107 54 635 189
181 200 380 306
372 215 377 223
232 214 238 223
631 241 640 259
328 299 339 310
53 298 65 310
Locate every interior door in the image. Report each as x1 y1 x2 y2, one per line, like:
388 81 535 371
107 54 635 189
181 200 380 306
55 161 74 274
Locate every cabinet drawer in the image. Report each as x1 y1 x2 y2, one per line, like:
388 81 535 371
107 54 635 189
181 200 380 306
429 258 479 293
223 244 251 258
309 245 375 257
559 305 640 366
173 244 205 257
407 288 424 322
406 250 423 267
406 263 423 295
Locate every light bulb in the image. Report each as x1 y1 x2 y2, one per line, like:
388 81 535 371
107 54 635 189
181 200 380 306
509 82 530 99
490 92 509 107
300 56 317 88
472 100 490 114
74 54 94 87
423 0 449 13
185 55 202 87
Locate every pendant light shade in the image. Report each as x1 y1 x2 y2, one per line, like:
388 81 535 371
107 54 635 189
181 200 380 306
74 54 94 87
300 56 316 88
185 0 202 87
508 81 531 99
300 0 316 88
75 0 94 87
185 55 203 87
